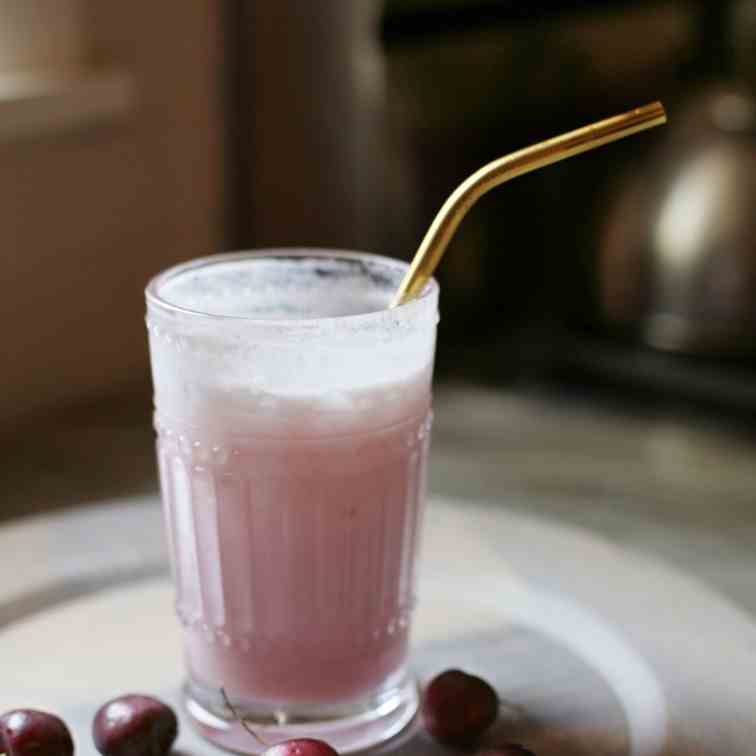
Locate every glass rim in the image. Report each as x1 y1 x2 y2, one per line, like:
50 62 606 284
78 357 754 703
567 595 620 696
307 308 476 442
145 249 438 326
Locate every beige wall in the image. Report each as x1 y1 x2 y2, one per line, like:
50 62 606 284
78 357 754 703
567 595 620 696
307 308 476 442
1 1 224 423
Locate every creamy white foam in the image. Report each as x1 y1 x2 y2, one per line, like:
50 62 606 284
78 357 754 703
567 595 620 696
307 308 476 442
147 251 438 434
158 256 401 319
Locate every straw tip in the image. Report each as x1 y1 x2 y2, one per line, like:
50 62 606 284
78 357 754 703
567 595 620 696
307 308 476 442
645 100 667 124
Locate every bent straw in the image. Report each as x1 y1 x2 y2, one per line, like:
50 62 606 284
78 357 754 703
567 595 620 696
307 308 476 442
390 101 667 307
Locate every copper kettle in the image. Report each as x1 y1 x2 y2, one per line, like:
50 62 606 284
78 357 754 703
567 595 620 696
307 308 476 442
600 87 756 355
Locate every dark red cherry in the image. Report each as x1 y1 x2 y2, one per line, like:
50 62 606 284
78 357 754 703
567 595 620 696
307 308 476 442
92 695 177 756
0 709 74 756
261 739 339 756
422 669 499 744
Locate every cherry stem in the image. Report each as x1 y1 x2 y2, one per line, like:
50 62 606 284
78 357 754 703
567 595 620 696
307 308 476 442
220 688 270 747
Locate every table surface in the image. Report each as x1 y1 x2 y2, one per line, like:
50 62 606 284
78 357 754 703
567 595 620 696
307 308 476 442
430 386 756 618
4 384 756 756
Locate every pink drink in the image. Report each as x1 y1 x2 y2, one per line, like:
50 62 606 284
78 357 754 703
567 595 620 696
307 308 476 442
155 376 431 703
146 251 438 752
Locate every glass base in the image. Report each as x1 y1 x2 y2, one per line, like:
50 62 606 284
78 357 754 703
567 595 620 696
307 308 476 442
183 674 419 754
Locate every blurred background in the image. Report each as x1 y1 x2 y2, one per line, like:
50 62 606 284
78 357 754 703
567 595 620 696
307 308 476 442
3 0 756 567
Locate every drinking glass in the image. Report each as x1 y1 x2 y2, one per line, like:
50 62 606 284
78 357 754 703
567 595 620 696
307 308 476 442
145 250 439 752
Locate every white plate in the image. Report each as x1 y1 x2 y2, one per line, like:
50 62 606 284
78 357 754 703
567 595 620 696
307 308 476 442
2 497 755 756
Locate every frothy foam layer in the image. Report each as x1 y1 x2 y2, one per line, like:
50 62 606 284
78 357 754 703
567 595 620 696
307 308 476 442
148 251 438 430
157 256 403 319
156 369 433 439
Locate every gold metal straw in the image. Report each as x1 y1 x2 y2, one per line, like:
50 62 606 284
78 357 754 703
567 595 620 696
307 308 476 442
390 101 667 307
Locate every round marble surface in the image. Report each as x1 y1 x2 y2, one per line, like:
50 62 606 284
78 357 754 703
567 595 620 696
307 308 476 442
2 496 755 756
